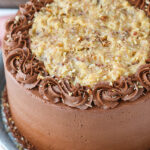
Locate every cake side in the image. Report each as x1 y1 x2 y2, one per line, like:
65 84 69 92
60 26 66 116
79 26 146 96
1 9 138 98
2 0 150 110
4 66 150 150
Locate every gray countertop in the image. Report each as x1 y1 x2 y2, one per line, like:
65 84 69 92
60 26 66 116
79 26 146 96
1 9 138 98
0 9 19 150
0 50 17 150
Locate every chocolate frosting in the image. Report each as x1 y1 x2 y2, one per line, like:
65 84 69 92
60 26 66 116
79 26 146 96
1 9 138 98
130 0 150 16
93 82 121 109
136 64 150 91
39 77 62 103
59 80 93 109
6 47 45 89
39 77 92 109
3 0 150 110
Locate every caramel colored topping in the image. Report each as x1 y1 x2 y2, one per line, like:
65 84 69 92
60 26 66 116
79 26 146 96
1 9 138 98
30 0 150 87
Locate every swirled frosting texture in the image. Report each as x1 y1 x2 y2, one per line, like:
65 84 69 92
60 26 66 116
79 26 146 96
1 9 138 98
3 0 150 110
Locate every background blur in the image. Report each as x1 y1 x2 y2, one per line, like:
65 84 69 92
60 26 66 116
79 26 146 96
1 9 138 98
0 0 27 46
0 0 27 8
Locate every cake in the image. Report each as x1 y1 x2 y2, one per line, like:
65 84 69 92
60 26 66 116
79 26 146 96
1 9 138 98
2 0 150 149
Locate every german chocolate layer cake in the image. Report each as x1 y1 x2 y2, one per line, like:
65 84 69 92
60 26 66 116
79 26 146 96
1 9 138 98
2 0 150 149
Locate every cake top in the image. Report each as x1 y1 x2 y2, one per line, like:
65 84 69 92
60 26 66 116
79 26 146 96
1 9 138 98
3 0 150 110
30 0 150 87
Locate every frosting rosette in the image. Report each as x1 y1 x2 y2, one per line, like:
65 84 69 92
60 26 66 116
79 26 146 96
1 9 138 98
6 48 45 89
39 77 62 103
114 77 144 101
4 18 30 51
93 83 120 109
136 64 150 91
59 80 93 110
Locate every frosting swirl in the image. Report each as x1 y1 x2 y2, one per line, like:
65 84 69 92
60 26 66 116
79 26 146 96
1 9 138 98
114 77 144 101
59 80 92 110
6 48 45 89
93 83 120 109
4 18 31 52
136 64 150 91
39 77 61 103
